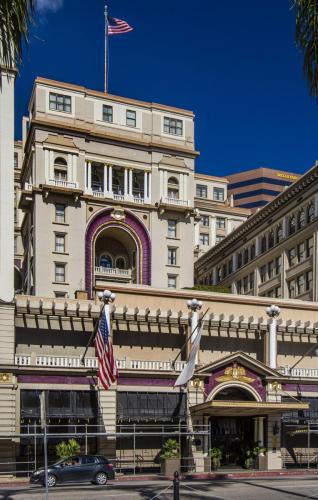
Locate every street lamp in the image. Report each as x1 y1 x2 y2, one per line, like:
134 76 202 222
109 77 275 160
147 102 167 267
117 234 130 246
265 304 280 369
187 298 203 365
97 289 116 304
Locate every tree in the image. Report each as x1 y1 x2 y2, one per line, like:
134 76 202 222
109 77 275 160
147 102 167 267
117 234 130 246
0 0 34 71
294 0 318 100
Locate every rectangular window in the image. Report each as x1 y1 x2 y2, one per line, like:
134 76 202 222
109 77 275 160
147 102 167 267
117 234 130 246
103 104 113 123
307 237 314 257
275 256 281 275
213 187 224 201
216 217 226 229
268 260 274 279
196 184 207 198
243 248 249 265
14 152 18 169
201 215 209 226
250 244 255 260
167 275 177 289
168 247 177 265
216 235 224 244
126 109 136 127
55 204 65 223
288 247 296 267
288 279 296 298
55 234 65 253
167 219 177 238
237 252 242 268
297 274 305 295
260 265 267 283
200 233 209 246
297 242 306 262
306 270 313 290
236 280 242 294
228 258 233 274
55 291 67 298
49 92 71 113
163 117 183 136
55 263 65 283
249 272 254 290
243 276 248 294
275 286 282 298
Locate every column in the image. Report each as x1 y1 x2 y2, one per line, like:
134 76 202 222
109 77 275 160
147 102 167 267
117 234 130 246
282 216 288 238
266 305 280 369
163 170 168 198
104 164 108 195
84 161 87 189
129 169 133 196
211 217 216 247
87 161 92 192
44 149 49 182
67 153 72 182
194 221 200 245
148 172 152 201
124 168 128 196
183 174 187 200
159 170 163 199
143 171 147 200
179 174 184 200
108 164 112 193
253 417 258 443
49 150 54 180
258 417 265 446
72 154 77 184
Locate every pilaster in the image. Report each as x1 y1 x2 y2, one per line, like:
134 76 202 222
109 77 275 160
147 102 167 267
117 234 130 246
98 386 117 458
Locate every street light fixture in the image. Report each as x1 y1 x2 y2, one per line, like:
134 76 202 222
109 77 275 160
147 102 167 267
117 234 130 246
97 289 116 304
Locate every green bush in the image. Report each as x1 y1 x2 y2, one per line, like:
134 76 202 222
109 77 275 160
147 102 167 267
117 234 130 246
160 439 180 459
56 439 80 459
209 447 222 469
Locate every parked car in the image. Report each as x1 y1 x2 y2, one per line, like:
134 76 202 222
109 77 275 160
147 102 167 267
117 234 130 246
30 454 115 487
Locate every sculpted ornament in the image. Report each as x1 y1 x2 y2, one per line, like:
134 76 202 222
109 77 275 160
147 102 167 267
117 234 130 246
215 362 255 384
111 207 126 221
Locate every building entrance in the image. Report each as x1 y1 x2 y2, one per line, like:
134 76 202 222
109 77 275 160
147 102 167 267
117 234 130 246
210 417 254 467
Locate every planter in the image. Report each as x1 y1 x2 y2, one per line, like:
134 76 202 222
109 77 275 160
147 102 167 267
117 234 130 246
257 454 266 470
161 458 180 475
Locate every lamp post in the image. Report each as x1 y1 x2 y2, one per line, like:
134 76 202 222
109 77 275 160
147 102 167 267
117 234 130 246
187 298 203 365
265 304 280 369
97 289 116 305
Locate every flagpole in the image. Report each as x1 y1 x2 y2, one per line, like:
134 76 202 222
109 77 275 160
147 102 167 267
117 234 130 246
104 5 108 93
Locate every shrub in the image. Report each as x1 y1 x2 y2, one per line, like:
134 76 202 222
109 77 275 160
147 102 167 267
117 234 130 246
160 439 180 459
56 439 80 459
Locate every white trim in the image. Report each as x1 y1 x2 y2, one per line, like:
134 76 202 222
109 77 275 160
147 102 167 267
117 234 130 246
206 381 262 403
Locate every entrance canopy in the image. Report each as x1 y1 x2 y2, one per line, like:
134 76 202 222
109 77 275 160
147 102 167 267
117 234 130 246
190 400 309 417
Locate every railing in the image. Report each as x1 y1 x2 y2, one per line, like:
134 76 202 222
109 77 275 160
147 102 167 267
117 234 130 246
279 366 318 378
133 197 145 204
24 182 33 191
95 266 131 277
15 355 186 372
48 179 78 189
160 197 189 207
92 190 105 198
113 193 125 202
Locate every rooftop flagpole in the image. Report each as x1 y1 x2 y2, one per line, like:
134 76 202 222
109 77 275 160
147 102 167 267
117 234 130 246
104 5 109 93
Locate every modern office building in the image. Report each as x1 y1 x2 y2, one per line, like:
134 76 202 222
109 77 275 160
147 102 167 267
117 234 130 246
227 167 300 211
195 162 318 302
0 76 317 475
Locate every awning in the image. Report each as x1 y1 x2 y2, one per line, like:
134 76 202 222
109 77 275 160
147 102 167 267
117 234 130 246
190 400 309 417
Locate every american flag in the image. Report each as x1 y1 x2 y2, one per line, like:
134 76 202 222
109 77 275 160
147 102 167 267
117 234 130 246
107 16 133 36
95 306 118 390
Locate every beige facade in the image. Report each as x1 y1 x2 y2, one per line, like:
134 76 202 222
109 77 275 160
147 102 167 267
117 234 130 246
195 163 318 301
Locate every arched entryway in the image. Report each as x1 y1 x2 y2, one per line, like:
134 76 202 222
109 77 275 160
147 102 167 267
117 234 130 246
85 208 151 297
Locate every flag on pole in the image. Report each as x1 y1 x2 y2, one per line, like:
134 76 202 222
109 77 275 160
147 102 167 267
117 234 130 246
174 323 203 387
107 16 133 35
95 305 118 390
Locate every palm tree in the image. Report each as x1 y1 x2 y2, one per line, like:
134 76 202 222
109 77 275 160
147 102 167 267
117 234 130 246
294 0 318 100
0 0 34 71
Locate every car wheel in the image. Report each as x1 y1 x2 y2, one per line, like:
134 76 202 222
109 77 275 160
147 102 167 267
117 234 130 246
45 474 57 488
95 472 107 485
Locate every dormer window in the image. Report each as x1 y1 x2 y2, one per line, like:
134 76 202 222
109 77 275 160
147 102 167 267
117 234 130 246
54 157 67 181
164 117 183 136
167 177 179 199
49 93 71 113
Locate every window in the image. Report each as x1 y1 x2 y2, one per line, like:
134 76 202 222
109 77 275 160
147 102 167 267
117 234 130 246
307 202 315 223
289 215 296 235
217 267 222 282
167 275 177 289
196 184 207 198
55 204 65 223
215 235 224 244
116 257 126 269
250 244 255 260
55 291 67 298
167 177 179 199
236 280 242 294
276 224 283 243
275 286 282 298
14 152 18 169
249 272 254 290
261 235 267 253
268 260 274 279
163 117 183 136
213 187 224 201
55 234 65 253
243 248 249 265
297 274 305 295
49 92 71 113
298 209 305 229
307 237 314 257
201 215 209 226
54 157 68 182
306 270 313 290
200 233 209 246
103 105 113 122
55 263 65 283
268 231 275 248
288 247 296 267
126 109 136 127
216 217 226 229
168 247 177 265
168 219 177 238
243 276 248 294
275 256 281 275
237 252 242 268
228 257 233 274
288 279 296 298
100 254 112 268
297 242 306 262
260 265 267 283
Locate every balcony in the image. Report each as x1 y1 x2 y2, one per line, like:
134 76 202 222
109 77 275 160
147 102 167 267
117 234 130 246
95 266 132 285
90 190 146 205
160 197 190 207
15 355 186 372
48 179 79 189
279 365 318 378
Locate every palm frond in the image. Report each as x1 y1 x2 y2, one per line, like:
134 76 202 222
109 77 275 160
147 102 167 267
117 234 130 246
294 0 318 100
0 0 35 71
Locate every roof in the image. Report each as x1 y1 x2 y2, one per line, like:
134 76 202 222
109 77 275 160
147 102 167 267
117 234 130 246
194 172 229 183
35 77 194 117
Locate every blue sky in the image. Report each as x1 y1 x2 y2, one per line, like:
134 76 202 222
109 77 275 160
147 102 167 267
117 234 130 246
15 0 318 176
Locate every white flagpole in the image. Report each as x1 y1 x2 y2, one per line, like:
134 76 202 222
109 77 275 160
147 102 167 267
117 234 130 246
104 5 109 93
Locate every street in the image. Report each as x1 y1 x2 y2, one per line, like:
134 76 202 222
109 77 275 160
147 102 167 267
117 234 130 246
1 478 318 500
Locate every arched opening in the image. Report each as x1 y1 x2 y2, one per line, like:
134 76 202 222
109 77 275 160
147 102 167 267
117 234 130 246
213 386 255 401
54 157 68 181
167 177 179 199
99 254 112 268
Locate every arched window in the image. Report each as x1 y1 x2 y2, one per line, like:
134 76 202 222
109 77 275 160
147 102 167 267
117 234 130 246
214 386 255 401
298 209 305 229
116 257 126 269
100 254 112 268
307 202 315 223
268 230 275 249
167 177 179 199
54 157 67 181
289 215 296 235
276 223 283 243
